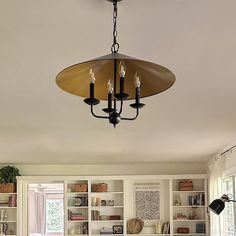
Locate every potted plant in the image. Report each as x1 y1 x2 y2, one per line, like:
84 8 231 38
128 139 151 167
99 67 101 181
0 165 21 193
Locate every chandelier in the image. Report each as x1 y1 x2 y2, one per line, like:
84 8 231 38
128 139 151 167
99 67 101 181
56 0 176 127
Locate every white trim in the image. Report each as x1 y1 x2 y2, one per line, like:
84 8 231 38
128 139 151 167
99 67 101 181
17 174 207 181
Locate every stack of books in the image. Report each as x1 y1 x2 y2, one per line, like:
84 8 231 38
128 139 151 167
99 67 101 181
162 222 170 234
91 210 100 220
188 193 205 206
68 210 86 221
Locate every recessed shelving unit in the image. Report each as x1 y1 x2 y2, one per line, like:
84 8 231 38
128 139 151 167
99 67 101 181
0 191 17 235
170 177 208 236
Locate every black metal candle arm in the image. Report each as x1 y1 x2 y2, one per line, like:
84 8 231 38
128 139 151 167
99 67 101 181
83 0 145 127
87 59 143 127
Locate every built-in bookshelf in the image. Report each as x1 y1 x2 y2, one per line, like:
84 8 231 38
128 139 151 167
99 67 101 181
17 174 208 236
0 192 17 235
170 177 208 236
64 179 125 236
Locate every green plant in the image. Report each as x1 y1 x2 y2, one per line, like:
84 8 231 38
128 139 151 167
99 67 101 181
0 165 21 183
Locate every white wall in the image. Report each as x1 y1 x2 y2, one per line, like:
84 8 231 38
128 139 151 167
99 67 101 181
0 163 207 176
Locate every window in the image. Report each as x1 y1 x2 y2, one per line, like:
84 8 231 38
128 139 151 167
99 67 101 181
46 197 64 234
223 177 235 236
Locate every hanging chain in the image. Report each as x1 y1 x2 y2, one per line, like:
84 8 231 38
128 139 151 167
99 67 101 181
111 0 119 53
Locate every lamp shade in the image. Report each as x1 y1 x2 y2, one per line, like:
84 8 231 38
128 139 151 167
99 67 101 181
209 199 225 215
209 194 230 215
56 53 176 101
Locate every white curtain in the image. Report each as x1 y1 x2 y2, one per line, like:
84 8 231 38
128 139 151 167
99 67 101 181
208 155 226 236
28 190 46 235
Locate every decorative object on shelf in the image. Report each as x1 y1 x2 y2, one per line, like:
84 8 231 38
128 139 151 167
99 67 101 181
174 194 181 206
177 227 189 234
55 0 176 127
188 208 198 220
96 197 102 206
127 218 144 234
92 183 108 192
134 183 161 220
176 213 187 220
82 222 89 234
71 183 88 192
77 224 82 234
110 215 121 220
100 226 113 234
0 165 21 193
107 200 115 206
69 228 75 235
92 197 97 206
75 196 88 206
0 209 7 221
154 221 162 234
101 200 106 206
0 223 8 234
113 225 123 234
99 215 110 221
8 194 17 207
179 180 193 191
209 194 236 215
196 223 206 233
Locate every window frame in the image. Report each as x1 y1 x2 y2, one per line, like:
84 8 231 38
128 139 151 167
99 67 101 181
45 195 64 235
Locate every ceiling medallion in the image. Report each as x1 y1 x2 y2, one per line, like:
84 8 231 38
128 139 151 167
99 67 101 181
56 0 176 127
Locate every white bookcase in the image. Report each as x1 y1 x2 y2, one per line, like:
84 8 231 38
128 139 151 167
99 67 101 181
64 178 125 236
0 192 17 236
170 177 208 236
65 180 89 236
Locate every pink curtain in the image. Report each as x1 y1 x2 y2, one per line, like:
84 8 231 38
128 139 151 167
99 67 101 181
28 190 46 235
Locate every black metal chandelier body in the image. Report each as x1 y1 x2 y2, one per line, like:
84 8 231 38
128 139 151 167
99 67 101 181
56 0 176 127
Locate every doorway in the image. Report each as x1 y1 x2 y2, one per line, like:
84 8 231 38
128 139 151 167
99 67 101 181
28 183 64 236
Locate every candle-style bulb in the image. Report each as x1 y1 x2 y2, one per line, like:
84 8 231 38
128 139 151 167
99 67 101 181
119 61 126 77
89 68 95 83
134 72 141 88
107 80 113 93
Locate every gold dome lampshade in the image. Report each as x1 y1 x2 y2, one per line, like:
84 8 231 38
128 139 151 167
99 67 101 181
56 0 176 127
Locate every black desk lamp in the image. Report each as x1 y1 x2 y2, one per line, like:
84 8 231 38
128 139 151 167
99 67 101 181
209 194 236 215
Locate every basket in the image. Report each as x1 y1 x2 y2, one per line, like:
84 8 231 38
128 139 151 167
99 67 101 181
92 183 108 192
179 180 193 191
72 184 88 192
0 183 16 193
127 218 144 234
177 227 189 234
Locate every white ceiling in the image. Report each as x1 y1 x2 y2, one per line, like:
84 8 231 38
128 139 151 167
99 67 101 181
0 0 236 164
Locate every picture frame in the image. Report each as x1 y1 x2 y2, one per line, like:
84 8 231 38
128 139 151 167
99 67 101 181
113 225 123 234
134 182 162 220
107 200 114 206
101 200 106 206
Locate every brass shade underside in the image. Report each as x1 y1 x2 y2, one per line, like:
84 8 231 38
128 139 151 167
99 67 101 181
56 53 176 101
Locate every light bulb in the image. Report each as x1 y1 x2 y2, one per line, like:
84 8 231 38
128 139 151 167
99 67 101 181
107 80 113 93
119 61 126 77
134 72 141 88
89 68 95 83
